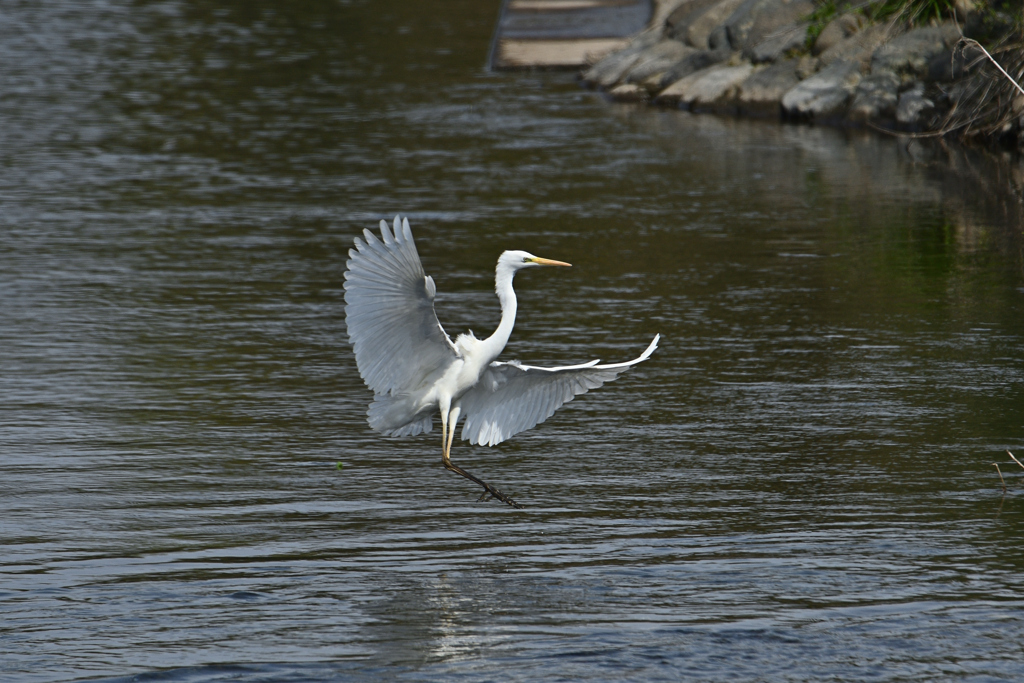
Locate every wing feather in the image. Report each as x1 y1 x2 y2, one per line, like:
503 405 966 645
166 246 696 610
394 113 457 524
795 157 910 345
458 335 660 446
344 216 458 396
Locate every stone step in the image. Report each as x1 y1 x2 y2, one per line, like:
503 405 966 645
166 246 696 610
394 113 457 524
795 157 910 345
490 0 652 70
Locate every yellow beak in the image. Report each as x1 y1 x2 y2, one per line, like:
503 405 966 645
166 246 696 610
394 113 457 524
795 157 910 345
531 257 572 267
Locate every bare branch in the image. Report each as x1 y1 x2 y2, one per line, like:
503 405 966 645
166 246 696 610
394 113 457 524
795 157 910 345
958 38 1024 98
993 463 1007 494
1008 450 1024 471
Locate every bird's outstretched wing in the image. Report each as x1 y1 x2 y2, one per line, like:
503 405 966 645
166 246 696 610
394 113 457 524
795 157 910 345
458 334 660 446
344 216 458 396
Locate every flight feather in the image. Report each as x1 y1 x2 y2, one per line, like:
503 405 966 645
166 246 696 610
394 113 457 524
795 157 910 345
344 216 458 396
459 334 660 446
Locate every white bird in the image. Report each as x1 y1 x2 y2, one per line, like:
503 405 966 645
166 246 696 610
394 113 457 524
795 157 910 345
344 215 659 508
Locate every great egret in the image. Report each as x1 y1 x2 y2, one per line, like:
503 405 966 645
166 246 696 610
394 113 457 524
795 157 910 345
344 216 659 508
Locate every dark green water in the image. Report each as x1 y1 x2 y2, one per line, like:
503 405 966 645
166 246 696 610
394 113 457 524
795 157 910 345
2 1 1024 681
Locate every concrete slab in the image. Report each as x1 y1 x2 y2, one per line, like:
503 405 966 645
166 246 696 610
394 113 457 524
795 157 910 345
496 38 631 68
490 0 652 70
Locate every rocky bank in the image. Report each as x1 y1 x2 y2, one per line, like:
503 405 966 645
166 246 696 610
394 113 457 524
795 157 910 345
582 0 1024 146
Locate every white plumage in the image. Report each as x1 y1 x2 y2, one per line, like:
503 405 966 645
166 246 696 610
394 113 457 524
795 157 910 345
344 215 659 507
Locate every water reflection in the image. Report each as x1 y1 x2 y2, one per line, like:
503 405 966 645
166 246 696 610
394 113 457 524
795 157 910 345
1 0 1023 681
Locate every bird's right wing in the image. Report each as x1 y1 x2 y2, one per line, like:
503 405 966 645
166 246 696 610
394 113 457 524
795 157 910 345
344 216 459 396
459 335 659 446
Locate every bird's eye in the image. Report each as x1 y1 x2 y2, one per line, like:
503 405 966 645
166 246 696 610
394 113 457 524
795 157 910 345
522 257 530 263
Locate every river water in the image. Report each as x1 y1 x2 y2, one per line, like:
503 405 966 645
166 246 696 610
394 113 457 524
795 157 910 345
3 1 1024 681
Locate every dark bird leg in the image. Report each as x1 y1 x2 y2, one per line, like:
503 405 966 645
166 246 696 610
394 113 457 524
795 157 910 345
442 454 524 509
441 405 523 509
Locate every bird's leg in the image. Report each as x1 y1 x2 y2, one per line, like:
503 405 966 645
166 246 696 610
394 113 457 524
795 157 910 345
442 453 525 510
446 409 493 503
441 406 524 510
440 405 449 461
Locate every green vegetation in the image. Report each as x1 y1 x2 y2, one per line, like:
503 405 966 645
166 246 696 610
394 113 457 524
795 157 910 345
806 0 959 43
805 1 845 47
805 0 1024 31
866 0 958 25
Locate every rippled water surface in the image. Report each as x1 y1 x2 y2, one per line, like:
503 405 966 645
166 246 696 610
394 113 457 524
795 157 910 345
3 2 1024 681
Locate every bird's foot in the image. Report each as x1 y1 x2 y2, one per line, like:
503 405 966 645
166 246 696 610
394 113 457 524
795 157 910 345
476 483 524 509
443 458 525 509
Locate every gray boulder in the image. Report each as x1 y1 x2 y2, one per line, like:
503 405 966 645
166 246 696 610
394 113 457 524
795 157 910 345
685 0 747 48
657 47 732 89
735 58 801 114
928 42 976 82
745 22 808 63
871 23 962 81
655 0 702 24
896 82 935 127
782 59 862 120
665 0 730 40
708 24 731 50
819 22 891 67
608 83 650 103
656 62 756 109
813 13 866 55
963 7 1017 42
796 54 819 79
581 30 662 87
848 70 900 122
626 40 697 83
724 0 815 52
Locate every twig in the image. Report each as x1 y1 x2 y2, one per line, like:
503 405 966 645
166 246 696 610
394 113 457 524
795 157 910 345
1008 450 1024 470
993 463 1007 494
867 108 989 139
867 120 945 138
958 38 1024 98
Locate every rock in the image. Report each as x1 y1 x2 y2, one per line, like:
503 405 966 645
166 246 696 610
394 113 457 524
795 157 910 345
819 22 892 67
665 0 729 40
848 70 900 122
685 0 747 48
587 52 643 88
896 82 935 127
928 40 974 82
781 59 862 120
745 22 808 63
871 23 962 81
690 63 756 110
735 58 801 114
953 0 974 22
724 0 815 52
656 62 755 109
656 47 732 89
708 25 731 51
654 0 700 25
1012 93 1024 116
796 54 818 79
608 83 650 103
625 40 697 83
581 30 662 87
641 71 670 92
813 13 866 55
963 8 1016 42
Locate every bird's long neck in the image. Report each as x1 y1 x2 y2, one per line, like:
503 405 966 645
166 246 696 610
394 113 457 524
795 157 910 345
480 262 517 363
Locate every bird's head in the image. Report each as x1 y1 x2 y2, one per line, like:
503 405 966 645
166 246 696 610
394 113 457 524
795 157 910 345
498 250 572 273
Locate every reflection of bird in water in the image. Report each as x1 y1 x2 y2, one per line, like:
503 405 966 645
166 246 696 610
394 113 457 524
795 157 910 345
344 216 659 508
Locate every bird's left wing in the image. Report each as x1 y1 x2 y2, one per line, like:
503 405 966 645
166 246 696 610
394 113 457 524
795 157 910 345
459 334 660 446
344 216 459 396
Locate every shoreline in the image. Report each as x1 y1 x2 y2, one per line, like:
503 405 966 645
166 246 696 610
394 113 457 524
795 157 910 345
579 0 1024 149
